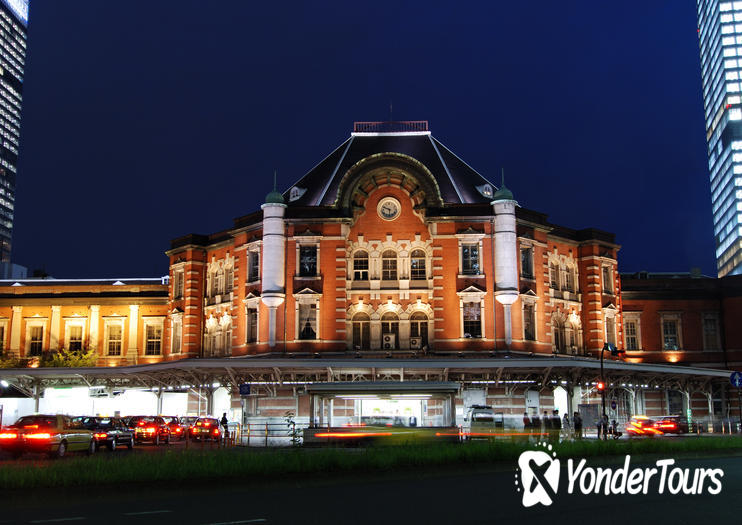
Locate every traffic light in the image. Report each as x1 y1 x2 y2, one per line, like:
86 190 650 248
597 381 605 391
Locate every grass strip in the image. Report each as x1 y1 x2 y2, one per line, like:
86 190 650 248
1 437 741 490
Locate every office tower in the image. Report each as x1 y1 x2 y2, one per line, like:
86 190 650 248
0 0 26 263
697 1 742 276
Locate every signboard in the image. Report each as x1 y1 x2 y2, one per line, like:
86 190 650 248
730 371 742 388
0 0 29 27
238 383 251 396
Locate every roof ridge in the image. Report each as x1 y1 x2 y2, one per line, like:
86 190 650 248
433 136 496 187
282 137 351 198
317 135 354 205
428 135 464 203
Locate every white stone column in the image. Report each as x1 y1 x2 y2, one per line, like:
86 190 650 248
89 305 100 352
50 305 61 351
260 199 287 348
492 190 519 347
10 306 21 357
128 305 139 363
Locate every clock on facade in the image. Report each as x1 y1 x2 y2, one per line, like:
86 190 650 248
377 197 401 221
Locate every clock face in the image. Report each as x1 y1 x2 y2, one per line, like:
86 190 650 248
377 197 400 221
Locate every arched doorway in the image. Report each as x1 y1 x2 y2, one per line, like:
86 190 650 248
352 312 370 350
410 311 428 348
381 312 399 349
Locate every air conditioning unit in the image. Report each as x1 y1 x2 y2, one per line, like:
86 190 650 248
410 337 422 349
382 333 396 349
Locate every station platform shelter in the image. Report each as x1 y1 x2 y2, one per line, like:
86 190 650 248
0 354 739 437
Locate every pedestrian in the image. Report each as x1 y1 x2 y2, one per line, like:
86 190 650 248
542 410 550 439
550 410 561 442
562 412 571 440
523 412 531 431
601 413 609 441
220 412 229 444
573 412 583 440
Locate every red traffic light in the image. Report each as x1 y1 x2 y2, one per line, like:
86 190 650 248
597 381 605 391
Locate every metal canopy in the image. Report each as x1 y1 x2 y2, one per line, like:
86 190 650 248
305 381 460 395
0 356 732 396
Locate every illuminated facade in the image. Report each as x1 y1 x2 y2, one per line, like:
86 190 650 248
0 0 27 261
0 121 740 426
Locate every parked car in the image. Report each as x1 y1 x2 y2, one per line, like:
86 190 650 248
76 416 134 451
127 416 171 445
162 416 185 440
190 417 222 441
0 414 95 458
653 415 692 434
179 416 198 438
625 416 661 436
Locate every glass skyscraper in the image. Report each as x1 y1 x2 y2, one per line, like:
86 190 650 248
697 0 742 276
0 0 26 263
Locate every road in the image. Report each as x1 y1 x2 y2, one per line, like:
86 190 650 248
0 454 740 524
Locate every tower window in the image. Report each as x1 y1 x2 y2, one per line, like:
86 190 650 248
299 246 318 277
461 244 480 275
382 250 397 280
353 251 369 281
410 250 426 280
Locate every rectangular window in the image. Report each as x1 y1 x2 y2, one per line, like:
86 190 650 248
299 246 317 277
550 264 559 289
605 316 616 345
0 325 4 354
520 247 533 279
174 270 184 299
523 303 536 341
353 255 369 281
29 326 43 356
246 307 258 343
172 320 182 354
602 266 613 294
564 269 574 292
106 324 122 356
382 254 397 280
298 304 317 340
662 320 679 350
703 315 720 350
248 252 260 282
624 320 638 350
145 324 162 356
463 302 482 338
225 267 234 293
68 325 83 352
461 244 480 275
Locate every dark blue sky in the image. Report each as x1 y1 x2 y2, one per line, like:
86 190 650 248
12 1 712 278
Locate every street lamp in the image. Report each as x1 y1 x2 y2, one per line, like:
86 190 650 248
600 342 624 419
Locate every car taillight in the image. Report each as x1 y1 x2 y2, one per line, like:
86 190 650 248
175 427 182 433
138 421 145 426
146 427 156 433
26 433 52 440
213 428 219 435
204 422 211 427
0 432 18 439
94 433 108 439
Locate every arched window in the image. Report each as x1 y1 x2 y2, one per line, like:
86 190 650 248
410 250 426 280
352 312 370 350
381 312 399 349
353 250 369 281
382 250 397 280
566 321 579 352
410 311 428 347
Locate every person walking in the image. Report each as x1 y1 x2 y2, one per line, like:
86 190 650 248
550 410 562 442
562 412 571 440
220 412 229 445
573 412 583 440
600 413 609 441
523 412 531 430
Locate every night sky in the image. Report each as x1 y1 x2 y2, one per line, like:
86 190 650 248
12 1 711 278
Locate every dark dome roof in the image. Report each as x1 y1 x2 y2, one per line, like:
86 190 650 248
283 122 499 207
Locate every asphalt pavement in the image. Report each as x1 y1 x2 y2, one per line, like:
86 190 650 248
0 453 740 524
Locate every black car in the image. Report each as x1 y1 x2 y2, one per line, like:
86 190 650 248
77 417 134 451
127 416 171 445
